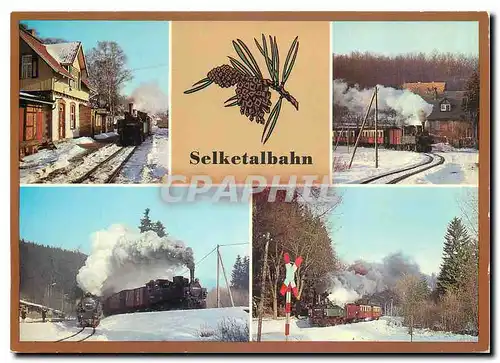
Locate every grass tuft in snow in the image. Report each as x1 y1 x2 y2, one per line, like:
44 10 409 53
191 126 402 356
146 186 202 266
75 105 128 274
212 318 249 342
333 156 348 172
199 323 216 338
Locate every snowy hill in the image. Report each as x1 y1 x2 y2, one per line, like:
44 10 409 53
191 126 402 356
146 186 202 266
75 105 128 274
253 316 478 342
20 307 249 342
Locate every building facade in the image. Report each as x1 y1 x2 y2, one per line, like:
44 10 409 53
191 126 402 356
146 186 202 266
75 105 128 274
19 28 92 145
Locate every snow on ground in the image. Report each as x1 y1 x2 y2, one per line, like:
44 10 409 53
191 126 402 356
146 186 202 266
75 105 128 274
20 307 248 342
404 144 478 185
253 316 478 342
45 144 122 184
19 137 94 183
94 132 118 141
333 144 479 185
333 146 427 184
114 127 169 183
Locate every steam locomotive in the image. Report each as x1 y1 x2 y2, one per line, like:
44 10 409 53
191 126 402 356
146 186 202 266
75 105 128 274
102 267 207 316
308 293 382 327
117 102 152 146
333 124 433 153
76 293 103 328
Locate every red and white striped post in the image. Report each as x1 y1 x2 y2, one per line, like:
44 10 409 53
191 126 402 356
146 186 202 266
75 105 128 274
280 252 303 341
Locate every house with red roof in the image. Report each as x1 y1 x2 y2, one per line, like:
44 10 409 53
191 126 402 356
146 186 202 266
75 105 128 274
19 27 92 155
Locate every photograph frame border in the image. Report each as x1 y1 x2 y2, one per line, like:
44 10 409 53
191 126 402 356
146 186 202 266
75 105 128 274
11 11 490 353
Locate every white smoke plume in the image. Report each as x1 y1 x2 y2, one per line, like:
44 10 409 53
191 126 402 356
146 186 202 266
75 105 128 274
333 80 433 126
130 82 169 115
327 252 424 305
76 224 194 297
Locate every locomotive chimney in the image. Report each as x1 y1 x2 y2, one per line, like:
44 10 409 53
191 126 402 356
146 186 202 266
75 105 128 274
189 267 195 284
128 102 133 115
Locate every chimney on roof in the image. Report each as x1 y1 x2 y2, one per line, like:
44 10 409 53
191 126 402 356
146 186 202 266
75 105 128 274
128 102 133 115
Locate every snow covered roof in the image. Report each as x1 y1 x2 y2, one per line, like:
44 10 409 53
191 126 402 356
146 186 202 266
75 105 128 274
20 30 73 79
46 42 81 65
20 29 91 91
20 299 62 314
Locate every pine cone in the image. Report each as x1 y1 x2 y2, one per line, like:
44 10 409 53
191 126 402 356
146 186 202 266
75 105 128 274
207 65 244 88
235 75 272 124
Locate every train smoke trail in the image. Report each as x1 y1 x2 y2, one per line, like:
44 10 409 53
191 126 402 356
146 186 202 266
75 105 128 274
333 80 433 126
327 252 426 305
76 224 194 297
130 82 169 115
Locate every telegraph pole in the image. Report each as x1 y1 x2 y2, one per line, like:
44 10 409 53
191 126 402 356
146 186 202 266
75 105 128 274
218 248 234 307
349 88 377 169
256 233 270 342
216 244 220 308
375 86 379 168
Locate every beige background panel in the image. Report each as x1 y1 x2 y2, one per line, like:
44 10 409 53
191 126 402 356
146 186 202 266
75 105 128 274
171 21 331 183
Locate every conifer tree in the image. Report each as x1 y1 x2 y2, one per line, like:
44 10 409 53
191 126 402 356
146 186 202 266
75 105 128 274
139 208 153 233
436 217 471 296
153 221 167 238
231 255 243 289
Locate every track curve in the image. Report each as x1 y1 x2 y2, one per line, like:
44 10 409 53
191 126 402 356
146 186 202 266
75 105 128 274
359 153 445 184
55 326 96 342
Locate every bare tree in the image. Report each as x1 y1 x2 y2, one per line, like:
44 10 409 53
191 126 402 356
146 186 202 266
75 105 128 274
253 188 341 318
87 41 133 118
395 274 429 341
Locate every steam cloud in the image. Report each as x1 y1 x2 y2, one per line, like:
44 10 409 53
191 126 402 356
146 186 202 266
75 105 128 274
76 224 194 297
130 82 169 115
327 252 425 305
333 80 433 126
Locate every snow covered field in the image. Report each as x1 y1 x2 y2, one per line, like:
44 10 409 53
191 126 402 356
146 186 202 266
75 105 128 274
20 307 248 342
113 127 169 184
405 144 478 185
333 144 478 184
253 316 478 342
333 146 427 184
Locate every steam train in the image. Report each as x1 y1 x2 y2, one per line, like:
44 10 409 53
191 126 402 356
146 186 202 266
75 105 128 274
116 102 152 146
76 293 103 328
333 124 433 153
307 293 382 327
102 267 207 316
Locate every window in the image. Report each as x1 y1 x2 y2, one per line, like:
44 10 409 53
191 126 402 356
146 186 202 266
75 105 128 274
70 103 76 129
440 102 451 112
68 66 81 90
21 55 32 79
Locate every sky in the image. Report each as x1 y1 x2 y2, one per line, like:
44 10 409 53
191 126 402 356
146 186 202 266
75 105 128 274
22 20 170 97
332 21 479 56
19 186 250 289
328 186 477 275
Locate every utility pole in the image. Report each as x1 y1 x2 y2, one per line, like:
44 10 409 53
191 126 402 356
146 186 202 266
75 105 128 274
375 86 379 168
349 88 377 169
218 249 234 307
216 244 220 308
256 233 270 342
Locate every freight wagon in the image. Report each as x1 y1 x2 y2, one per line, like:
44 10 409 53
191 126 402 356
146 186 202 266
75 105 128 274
102 268 207 316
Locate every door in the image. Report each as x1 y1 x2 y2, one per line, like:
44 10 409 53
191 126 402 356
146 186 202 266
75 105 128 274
58 101 65 139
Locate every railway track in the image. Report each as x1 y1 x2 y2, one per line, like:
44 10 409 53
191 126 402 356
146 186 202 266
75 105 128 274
55 327 96 342
72 146 137 184
360 153 445 184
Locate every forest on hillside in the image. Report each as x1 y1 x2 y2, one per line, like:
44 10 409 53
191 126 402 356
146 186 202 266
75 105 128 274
333 52 478 89
19 240 87 310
